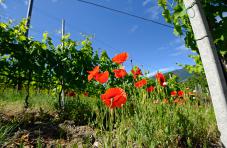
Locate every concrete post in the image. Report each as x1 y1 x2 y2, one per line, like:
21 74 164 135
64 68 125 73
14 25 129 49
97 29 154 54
183 0 227 146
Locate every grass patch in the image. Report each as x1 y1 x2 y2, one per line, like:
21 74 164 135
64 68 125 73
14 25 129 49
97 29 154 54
0 123 17 146
0 89 57 114
94 97 219 147
0 88 220 147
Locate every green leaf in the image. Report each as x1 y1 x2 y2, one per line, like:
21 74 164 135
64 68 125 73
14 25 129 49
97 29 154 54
158 0 167 8
42 32 48 41
162 9 172 23
18 35 26 41
62 34 70 40
0 23 7 29
41 44 47 49
220 51 227 57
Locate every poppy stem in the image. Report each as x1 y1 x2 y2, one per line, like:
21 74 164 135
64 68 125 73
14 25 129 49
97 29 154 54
110 108 114 131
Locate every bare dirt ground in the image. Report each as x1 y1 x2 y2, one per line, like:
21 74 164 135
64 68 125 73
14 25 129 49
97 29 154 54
0 109 100 148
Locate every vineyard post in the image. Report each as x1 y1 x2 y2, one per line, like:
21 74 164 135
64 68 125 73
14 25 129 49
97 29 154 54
24 0 34 107
25 0 34 37
183 0 227 145
17 0 34 91
61 19 65 109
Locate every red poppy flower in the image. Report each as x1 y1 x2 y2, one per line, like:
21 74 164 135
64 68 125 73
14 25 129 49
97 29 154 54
101 88 127 108
146 86 155 93
112 52 128 64
113 69 127 78
87 66 100 81
131 67 142 79
84 92 89 97
66 91 76 97
178 90 184 97
134 79 147 88
170 91 177 96
95 71 109 84
155 72 165 86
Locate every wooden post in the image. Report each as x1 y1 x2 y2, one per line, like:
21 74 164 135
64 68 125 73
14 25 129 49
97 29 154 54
183 0 227 145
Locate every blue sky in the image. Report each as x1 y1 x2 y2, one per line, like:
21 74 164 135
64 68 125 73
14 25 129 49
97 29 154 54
0 0 196 75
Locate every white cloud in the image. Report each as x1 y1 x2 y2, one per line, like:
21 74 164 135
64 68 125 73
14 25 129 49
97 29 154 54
142 0 152 6
0 2 7 9
170 51 184 57
146 67 176 77
157 46 166 51
24 0 28 5
169 38 183 46
130 25 138 33
170 44 189 56
145 6 162 20
157 38 190 57
176 44 188 51
159 67 176 72
124 0 133 12
158 38 182 51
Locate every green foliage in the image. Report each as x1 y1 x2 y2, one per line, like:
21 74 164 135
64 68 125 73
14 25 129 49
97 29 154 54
157 0 227 74
0 20 118 107
58 97 94 125
183 73 208 91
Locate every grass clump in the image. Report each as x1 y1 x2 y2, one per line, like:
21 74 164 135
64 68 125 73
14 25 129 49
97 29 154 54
0 88 220 147
95 99 219 147
0 122 18 146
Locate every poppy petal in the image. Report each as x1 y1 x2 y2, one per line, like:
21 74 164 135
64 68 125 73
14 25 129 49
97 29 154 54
134 79 147 88
112 52 128 64
101 88 127 108
171 91 177 96
87 66 100 81
131 67 142 79
155 72 165 86
95 71 109 84
113 69 127 78
146 86 155 92
178 90 184 97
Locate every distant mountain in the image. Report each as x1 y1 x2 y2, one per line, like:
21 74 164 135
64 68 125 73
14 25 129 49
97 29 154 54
167 69 192 81
150 69 192 82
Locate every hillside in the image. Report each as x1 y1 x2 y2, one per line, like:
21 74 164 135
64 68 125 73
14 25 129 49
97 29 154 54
150 69 192 82
169 68 192 81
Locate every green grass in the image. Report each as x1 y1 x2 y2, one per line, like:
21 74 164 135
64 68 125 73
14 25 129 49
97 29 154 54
0 88 220 147
0 89 57 113
91 92 219 147
0 123 17 146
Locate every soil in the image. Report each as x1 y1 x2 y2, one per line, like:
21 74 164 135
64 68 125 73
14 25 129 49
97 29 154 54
0 110 101 148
